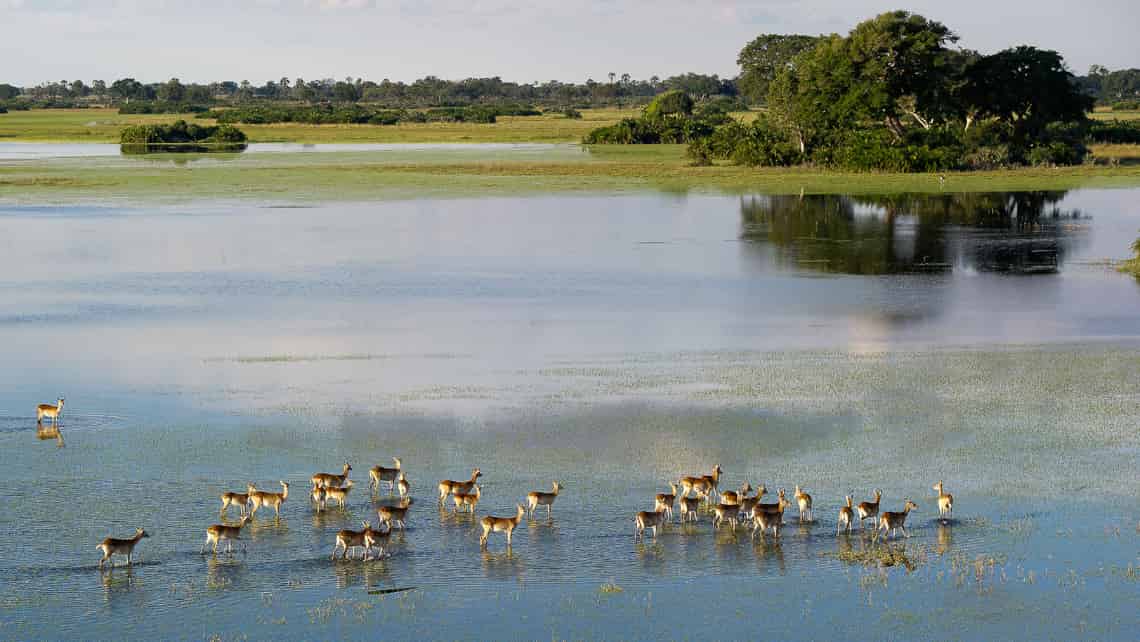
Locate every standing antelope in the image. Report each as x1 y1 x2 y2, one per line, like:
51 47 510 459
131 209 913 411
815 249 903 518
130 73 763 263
323 481 354 508
438 468 482 503
397 472 410 499
310 487 327 512
635 506 670 539
527 481 563 516
751 488 787 521
311 462 351 490
220 485 254 517
720 482 753 506
452 485 481 513
678 494 703 523
36 397 65 424
875 500 919 541
713 502 742 531
369 458 402 493
837 495 854 535
739 485 769 517
654 483 679 521
751 497 790 541
202 515 251 555
933 481 954 520
249 481 289 518
857 489 882 530
97 528 148 569
681 465 723 502
332 521 377 560
480 504 525 549
794 485 813 523
378 501 411 531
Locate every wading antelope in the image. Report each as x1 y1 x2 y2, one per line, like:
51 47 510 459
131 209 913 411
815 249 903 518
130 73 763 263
220 486 254 517
310 487 327 512
751 497 790 541
368 522 393 558
794 486 813 523
311 462 351 490
875 500 918 541
369 458 402 493
654 483 679 521
331 521 376 560
738 485 769 516
720 482 753 506
202 515 251 555
378 501 411 531
397 472 410 499
678 494 703 523
438 468 482 503
97 528 148 569
751 488 787 521
933 481 954 520
713 502 742 531
480 504 525 549
452 485 481 513
323 481 354 508
527 481 563 516
36 397 64 424
837 495 854 535
635 506 669 539
857 489 882 530
249 481 289 518
681 465 723 502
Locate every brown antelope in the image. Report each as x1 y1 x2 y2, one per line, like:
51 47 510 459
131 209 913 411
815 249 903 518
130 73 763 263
794 485 813 523
527 481 563 516
654 483 679 521
332 521 376 560
397 472 410 499
438 468 482 503
220 485 254 517
310 487 327 512
837 495 854 535
97 528 148 569
875 500 919 541
681 465 723 502
368 458 402 493
480 504 525 549
202 515 251 555
751 497 790 541
378 501 411 531
452 485 481 513
323 481 354 508
678 494 703 523
857 489 882 530
311 462 351 490
368 522 393 558
751 488 787 520
720 482 753 506
635 506 669 539
36 397 64 424
933 481 954 520
249 481 289 518
713 502 742 531
738 485 769 516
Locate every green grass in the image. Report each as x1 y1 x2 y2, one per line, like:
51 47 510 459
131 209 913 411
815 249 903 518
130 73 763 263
1091 107 1140 121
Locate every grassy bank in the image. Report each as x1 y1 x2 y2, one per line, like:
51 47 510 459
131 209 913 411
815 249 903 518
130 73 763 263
3 144 1140 204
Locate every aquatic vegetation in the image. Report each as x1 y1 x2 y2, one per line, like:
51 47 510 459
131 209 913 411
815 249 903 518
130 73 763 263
599 582 624 593
828 544 929 571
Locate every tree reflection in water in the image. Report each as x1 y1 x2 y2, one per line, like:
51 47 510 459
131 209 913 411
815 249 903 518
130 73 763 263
740 191 1085 275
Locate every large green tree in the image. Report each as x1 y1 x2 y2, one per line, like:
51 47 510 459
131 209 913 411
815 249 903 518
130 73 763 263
736 34 820 104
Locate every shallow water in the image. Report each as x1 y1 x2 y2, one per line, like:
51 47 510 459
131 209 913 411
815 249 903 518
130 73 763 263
1 187 1139 639
0 141 571 161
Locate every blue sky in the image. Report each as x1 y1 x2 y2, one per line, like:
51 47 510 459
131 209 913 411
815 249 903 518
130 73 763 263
2 1 1136 85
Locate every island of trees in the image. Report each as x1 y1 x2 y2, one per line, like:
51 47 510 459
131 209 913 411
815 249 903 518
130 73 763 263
119 121 247 154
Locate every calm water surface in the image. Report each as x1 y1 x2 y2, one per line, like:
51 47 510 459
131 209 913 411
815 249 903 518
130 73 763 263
1 188 1139 639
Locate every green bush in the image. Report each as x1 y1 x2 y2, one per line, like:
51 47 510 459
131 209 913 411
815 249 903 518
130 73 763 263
119 101 208 114
119 120 247 153
1088 119 1140 144
689 118 802 166
562 108 583 119
643 90 694 120
1110 100 1140 111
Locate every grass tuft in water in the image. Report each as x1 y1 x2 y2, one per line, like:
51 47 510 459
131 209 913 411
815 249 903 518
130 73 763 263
599 583 624 594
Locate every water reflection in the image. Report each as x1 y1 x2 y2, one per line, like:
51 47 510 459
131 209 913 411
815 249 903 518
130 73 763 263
35 423 64 447
740 191 1085 275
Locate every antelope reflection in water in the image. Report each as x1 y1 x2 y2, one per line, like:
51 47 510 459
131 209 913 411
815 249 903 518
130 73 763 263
36 423 64 447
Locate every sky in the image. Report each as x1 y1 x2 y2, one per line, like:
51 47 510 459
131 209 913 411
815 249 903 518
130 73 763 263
2 0 1137 86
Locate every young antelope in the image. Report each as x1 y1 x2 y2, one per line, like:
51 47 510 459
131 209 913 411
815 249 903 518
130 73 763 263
249 481 289 518
857 489 882 530
311 462 351 490
220 486 254 517
323 481 354 508
368 457 402 493
310 487 327 512
480 504 526 549
397 472 410 499
678 494 703 523
654 483 679 521
875 500 919 541
933 481 954 520
635 506 670 539
794 485 813 523
97 528 149 569
202 515 251 555
837 495 854 535
331 521 376 560
526 481 562 516
452 484 482 513
713 502 742 531
378 501 411 531
36 397 65 424
438 468 482 503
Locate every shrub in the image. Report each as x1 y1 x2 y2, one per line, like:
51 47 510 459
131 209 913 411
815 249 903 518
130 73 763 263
119 120 247 153
1088 119 1140 144
119 101 208 114
562 108 583 119
1110 100 1140 111
643 90 694 120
